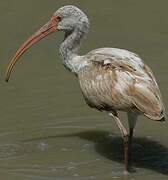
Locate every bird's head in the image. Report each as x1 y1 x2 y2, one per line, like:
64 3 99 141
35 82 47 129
5 5 89 82
55 5 89 33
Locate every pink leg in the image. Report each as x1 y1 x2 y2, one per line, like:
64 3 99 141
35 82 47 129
109 112 130 173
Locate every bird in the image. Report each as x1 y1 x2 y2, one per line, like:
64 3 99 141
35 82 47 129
5 5 165 173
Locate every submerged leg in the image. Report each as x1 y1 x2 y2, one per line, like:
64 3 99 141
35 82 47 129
127 112 138 165
108 111 130 173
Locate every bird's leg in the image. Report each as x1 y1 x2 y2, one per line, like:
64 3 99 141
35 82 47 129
108 111 130 173
127 112 138 165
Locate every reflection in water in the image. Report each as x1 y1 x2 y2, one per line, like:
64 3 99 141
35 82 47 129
76 131 168 175
23 130 168 175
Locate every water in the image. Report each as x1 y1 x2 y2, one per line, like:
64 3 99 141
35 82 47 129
0 0 168 179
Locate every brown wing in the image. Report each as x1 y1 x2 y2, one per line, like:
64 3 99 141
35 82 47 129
79 54 165 121
131 65 165 120
78 55 143 111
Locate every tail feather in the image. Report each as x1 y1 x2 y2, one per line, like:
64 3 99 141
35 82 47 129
159 115 166 122
144 111 166 122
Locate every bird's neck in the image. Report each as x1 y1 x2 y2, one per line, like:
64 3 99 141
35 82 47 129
59 27 88 73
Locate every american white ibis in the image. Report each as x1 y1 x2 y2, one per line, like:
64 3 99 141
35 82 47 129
5 5 165 173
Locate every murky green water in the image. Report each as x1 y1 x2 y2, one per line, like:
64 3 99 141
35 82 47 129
0 0 168 179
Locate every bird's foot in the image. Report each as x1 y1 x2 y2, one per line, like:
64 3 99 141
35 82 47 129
123 166 136 175
123 170 130 175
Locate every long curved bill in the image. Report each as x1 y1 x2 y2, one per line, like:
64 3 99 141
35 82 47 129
5 16 59 82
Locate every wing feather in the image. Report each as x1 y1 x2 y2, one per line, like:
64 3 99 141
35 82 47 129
131 65 165 120
79 51 165 120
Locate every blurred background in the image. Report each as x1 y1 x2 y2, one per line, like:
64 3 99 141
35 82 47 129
0 0 168 179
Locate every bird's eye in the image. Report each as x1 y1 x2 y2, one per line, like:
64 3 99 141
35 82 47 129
57 16 62 21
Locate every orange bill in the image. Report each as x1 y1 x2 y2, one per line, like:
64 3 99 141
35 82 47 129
5 16 59 82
